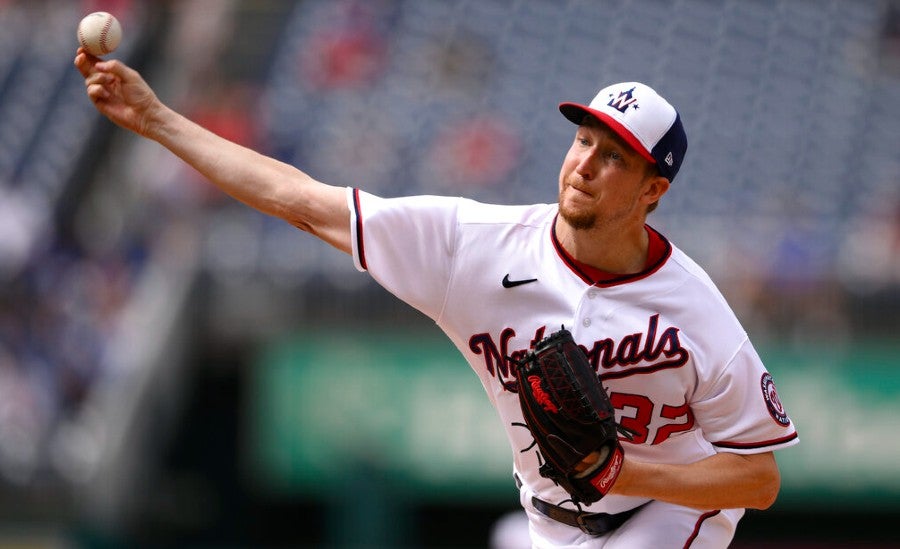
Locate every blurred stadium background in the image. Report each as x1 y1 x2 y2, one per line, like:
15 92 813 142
0 0 899 547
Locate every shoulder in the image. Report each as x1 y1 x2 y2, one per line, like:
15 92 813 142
352 189 464 216
353 189 556 230
652 240 725 301
666 245 720 289
659 242 750 350
456 200 557 228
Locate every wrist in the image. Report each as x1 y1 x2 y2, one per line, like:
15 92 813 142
606 455 634 496
596 445 625 496
143 102 174 140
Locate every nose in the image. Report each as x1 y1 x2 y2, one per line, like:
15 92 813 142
575 151 596 180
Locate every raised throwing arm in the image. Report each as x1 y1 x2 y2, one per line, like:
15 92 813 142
74 49 352 253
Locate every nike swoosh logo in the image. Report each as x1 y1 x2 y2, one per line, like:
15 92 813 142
502 274 538 288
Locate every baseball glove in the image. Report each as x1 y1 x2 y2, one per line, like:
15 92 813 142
514 327 628 504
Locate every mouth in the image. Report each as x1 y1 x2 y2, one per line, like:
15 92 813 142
566 182 593 198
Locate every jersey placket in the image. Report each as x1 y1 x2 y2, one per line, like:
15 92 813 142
571 285 606 338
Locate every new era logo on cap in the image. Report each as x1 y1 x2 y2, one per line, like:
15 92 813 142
559 82 688 182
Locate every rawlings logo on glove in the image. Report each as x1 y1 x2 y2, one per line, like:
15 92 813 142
527 375 559 413
514 327 630 504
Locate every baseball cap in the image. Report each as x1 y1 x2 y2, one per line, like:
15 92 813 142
559 82 687 182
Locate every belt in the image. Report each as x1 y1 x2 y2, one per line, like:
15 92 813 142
531 497 647 536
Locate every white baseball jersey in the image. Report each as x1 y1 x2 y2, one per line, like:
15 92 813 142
348 188 798 547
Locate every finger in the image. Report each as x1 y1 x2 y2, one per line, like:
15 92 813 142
85 71 115 87
77 46 102 62
74 48 100 78
74 52 90 77
95 59 140 83
87 83 111 101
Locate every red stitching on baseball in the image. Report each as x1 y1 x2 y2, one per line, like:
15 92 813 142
100 17 112 54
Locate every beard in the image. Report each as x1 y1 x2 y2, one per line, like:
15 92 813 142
558 195 597 230
558 180 637 232
558 180 598 230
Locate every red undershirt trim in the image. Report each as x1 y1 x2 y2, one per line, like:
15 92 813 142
551 216 672 286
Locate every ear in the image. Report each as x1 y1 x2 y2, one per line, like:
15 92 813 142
642 175 670 205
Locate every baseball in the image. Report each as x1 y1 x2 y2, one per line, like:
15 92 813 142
77 12 122 57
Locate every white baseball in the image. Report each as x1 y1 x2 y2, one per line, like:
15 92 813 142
77 12 122 57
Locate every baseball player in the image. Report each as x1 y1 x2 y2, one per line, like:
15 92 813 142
76 49 798 548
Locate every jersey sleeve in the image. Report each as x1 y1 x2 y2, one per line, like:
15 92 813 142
691 338 799 454
347 188 459 320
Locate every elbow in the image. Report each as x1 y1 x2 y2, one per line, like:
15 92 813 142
752 466 781 510
755 485 779 510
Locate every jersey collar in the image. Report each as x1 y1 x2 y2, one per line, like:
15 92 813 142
550 215 672 287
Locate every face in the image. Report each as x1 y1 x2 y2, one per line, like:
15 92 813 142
557 118 666 231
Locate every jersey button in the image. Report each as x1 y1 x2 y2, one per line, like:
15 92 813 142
587 290 597 299
582 318 592 327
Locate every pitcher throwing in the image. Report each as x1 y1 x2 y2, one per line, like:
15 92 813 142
76 47 798 547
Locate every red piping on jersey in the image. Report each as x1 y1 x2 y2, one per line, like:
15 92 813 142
683 510 720 548
550 215 672 286
713 431 798 450
352 188 367 270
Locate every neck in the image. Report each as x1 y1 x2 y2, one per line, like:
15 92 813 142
555 217 649 275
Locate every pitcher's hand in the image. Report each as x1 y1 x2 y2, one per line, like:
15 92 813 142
74 47 162 137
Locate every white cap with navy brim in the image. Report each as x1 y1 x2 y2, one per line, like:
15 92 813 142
559 82 688 182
